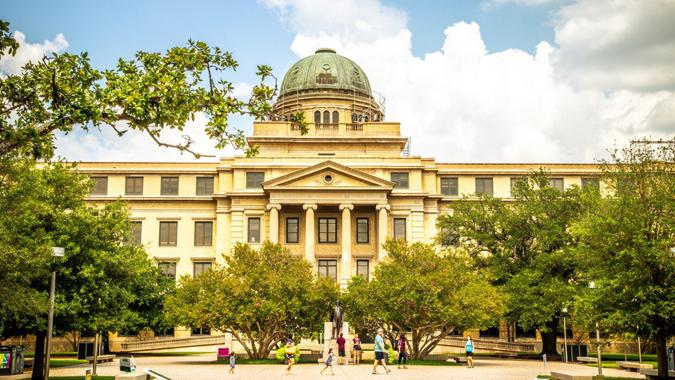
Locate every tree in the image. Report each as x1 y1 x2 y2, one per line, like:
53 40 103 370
437 171 585 357
572 140 675 379
164 242 338 359
0 19 306 161
0 159 171 380
343 240 503 359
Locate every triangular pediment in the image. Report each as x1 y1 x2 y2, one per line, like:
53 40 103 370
262 161 394 191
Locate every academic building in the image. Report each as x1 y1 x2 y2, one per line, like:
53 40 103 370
77 49 600 339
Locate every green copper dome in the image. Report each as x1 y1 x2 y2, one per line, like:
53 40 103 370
279 48 372 97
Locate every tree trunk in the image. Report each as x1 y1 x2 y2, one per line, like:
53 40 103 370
31 331 46 380
540 319 560 358
655 322 669 380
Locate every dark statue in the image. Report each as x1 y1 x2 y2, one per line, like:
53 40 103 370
330 301 343 339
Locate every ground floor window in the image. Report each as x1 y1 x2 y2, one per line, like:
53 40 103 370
248 217 261 243
158 261 176 280
191 326 210 336
193 261 212 278
356 259 369 281
318 259 337 282
393 218 406 240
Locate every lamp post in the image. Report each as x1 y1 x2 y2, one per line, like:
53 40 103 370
44 246 65 379
562 307 569 363
588 281 602 376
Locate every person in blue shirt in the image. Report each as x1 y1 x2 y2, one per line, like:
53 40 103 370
465 336 474 368
228 352 236 374
372 328 391 375
320 348 335 375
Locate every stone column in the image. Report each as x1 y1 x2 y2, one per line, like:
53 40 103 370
267 203 281 243
339 204 353 288
376 204 390 262
303 204 317 263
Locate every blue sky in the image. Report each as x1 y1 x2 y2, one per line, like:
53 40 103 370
2 0 673 162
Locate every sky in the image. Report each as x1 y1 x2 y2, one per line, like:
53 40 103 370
2 0 674 163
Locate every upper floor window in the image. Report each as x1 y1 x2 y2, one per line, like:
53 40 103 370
246 172 265 189
286 218 299 244
248 217 261 243
196 176 214 195
440 177 458 196
161 176 179 195
549 178 564 192
356 218 369 244
314 111 321 124
391 172 409 189
581 177 599 191
318 217 337 243
125 176 143 196
510 176 526 197
159 221 178 246
393 218 407 241
90 176 108 196
475 177 493 196
194 221 213 246
332 111 339 124
323 110 330 124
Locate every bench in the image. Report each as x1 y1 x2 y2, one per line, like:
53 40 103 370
87 354 115 363
447 356 468 364
617 361 653 372
639 368 675 379
115 374 146 380
550 372 593 380
576 356 597 364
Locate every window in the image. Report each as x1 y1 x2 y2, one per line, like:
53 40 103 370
510 177 526 196
90 176 108 195
194 221 213 246
130 221 142 245
286 218 299 243
158 262 176 280
159 221 178 246
332 111 339 124
193 262 212 278
356 260 369 281
191 325 210 336
549 178 564 192
196 176 214 195
581 177 599 190
356 218 369 243
475 177 493 196
246 172 265 189
248 217 261 243
318 260 337 282
314 111 321 124
125 176 143 195
161 176 179 195
323 110 330 124
318 218 337 243
391 172 409 189
393 218 406 241
440 177 458 196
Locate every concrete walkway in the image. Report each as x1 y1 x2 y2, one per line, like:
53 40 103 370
48 354 646 380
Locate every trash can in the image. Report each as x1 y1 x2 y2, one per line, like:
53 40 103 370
668 346 674 371
78 342 95 360
0 346 24 375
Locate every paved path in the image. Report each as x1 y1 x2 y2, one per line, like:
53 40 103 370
48 354 646 380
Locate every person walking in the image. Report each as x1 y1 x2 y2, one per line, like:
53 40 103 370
397 333 408 369
285 340 297 373
336 332 346 365
352 334 362 365
465 336 474 368
228 352 236 374
372 328 391 375
320 348 335 375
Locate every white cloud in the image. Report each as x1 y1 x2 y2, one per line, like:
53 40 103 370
483 0 563 8
552 0 675 91
265 0 675 163
0 31 68 75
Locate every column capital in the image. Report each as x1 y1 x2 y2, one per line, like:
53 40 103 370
303 203 318 211
339 204 354 211
266 203 282 211
376 204 391 211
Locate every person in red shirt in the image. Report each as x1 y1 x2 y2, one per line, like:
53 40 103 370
397 333 408 369
336 332 346 365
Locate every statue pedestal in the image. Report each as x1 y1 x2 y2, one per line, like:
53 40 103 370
321 321 350 364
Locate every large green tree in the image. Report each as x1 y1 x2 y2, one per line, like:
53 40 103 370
572 140 675 379
0 159 171 380
164 242 338 359
0 19 305 161
343 240 503 359
437 171 585 356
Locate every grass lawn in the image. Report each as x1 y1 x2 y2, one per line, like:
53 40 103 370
49 359 88 368
132 351 211 357
587 353 657 362
25 351 77 358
